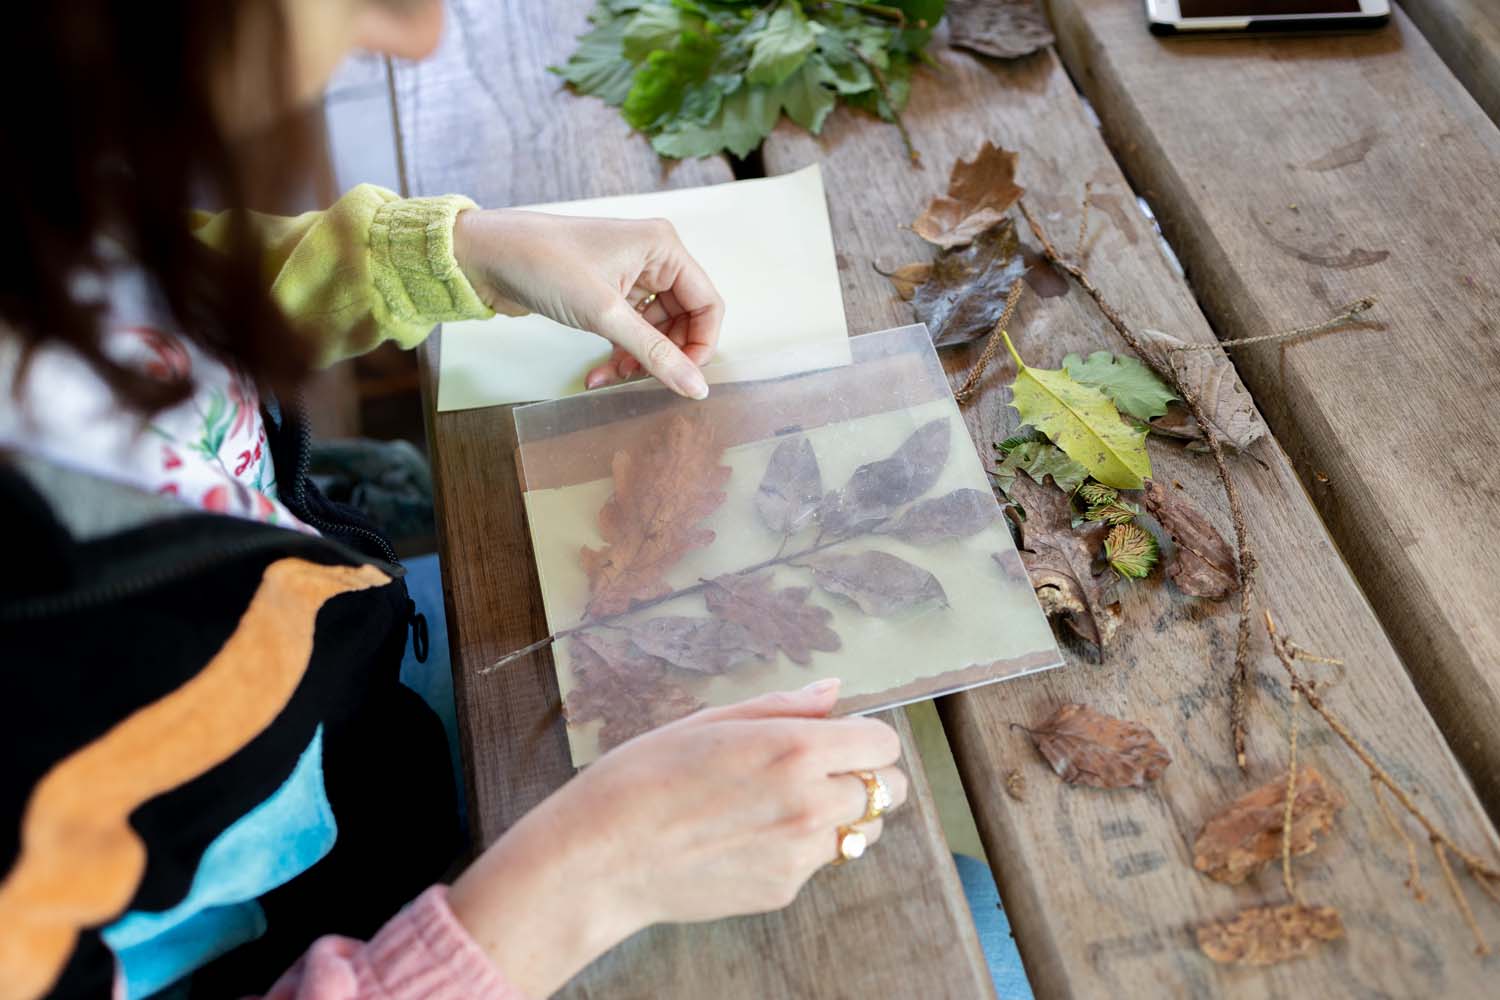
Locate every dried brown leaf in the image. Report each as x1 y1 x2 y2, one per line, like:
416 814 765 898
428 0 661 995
799 549 948 617
911 222 1026 348
563 633 705 753
991 548 1031 587
947 0 1055 60
876 488 998 544
1193 767 1345 884
703 571 841 666
1197 903 1344 966
1021 703 1171 788
912 141 1025 249
1141 479 1238 600
1004 769 1027 801
755 434 823 534
580 414 731 618
624 615 763 674
1138 328 1269 451
821 418 950 535
879 261 934 301
1006 472 1120 647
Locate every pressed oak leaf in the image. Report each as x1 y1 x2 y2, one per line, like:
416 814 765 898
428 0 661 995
580 413 731 618
1141 479 1238 600
564 632 705 753
1007 472 1120 647
625 615 763 674
1138 328 1269 452
876 488 998 544
799 549 948 617
910 222 1027 348
946 0 1056 60
1197 903 1344 966
703 571 840 666
821 418 950 535
1021 703 1171 788
912 141 1025 249
1193 767 1345 885
755 434 823 534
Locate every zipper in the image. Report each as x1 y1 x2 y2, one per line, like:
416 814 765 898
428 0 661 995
288 392 401 566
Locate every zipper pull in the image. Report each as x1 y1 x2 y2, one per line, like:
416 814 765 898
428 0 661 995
408 599 430 664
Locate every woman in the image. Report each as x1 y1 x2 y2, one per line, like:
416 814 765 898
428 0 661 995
0 2 911 998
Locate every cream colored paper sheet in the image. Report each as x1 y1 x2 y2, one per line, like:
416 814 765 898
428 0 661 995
435 165 850 410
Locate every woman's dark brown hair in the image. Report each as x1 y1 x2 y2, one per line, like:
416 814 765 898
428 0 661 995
1 1 316 412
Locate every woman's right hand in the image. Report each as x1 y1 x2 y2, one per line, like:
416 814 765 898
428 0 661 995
448 679 908 997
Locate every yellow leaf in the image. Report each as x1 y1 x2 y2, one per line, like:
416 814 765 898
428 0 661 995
1001 331 1151 489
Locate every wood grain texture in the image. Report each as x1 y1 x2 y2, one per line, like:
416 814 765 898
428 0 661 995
1048 0 1500 820
762 36 1500 999
393 2 996 996
1400 0 1500 124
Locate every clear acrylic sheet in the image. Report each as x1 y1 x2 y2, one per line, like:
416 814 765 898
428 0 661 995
514 324 1063 765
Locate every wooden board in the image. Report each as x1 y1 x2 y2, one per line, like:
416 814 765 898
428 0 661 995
390 2 997 997
761 34 1500 1000
1400 0 1500 125
1048 0 1500 820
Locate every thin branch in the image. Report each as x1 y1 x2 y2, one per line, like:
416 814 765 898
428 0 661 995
1075 181 1094 260
1282 684 1304 906
1434 838 1489 956
1170 298 1377 351
1372 777 1427 902
1019 196 1256 768
854 50 919 167
953 278 1026 404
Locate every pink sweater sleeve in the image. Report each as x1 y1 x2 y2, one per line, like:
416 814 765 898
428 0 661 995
252 886 530 1000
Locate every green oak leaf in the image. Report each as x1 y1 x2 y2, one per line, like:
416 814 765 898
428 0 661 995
992 440 1089 496
651 80 781 158
1002 331 1152 490
746 3 816 87
1062 351 1178 422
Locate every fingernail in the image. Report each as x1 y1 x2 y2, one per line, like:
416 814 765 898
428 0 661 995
586 372 606 389
804 677 841 696
681 368 709 400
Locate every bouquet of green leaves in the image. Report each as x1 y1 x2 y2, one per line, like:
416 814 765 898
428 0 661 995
553 0 945 160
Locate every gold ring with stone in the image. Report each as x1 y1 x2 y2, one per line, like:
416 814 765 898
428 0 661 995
853 770 893 823
833 825 867 866
634 291 658 312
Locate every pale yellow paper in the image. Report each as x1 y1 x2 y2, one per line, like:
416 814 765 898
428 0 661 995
436 165 850 410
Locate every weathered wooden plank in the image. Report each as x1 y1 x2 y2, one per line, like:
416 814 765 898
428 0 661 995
1400 0 1500 125
1049 0 1500 821
391 2 996 996
762 34 1500 1000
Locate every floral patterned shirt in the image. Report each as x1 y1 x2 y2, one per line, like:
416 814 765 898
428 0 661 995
0 266 311 530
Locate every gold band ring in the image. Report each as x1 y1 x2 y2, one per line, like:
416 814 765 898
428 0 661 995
833 825 868 866
853 770 894 824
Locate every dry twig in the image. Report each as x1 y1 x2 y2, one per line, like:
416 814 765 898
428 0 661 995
1282 686 1303 906
953 278 1026 405
1170 298 1376 351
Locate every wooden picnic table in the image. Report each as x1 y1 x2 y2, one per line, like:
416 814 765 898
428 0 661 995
387 0 1500 996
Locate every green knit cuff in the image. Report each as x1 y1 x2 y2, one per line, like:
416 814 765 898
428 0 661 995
368 194 495 337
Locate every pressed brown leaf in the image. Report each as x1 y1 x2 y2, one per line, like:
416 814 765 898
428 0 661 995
580 414 731 618
876 488 998 544
821 418 951 535
1021 703 1171 788
1138 328 1269 452
878 261 934 301
703 571 840 666
947 0 1055 60
991 548 1031 587
911 222 1027 348
912 141 1025 249
799 550 948 617
1141 479 1238 600
755 434 823 534
1197 903 1344 966
564 633 705 753
1193 767 1345 884
625 615 763 674
1006 472 1120 647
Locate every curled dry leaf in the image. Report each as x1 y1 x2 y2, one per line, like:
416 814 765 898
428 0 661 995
1193 766 1345 884
876 488 998 544
703 571 840 666
798 549 948 617
1138 328 1269 452
625 615 763 674
1141 480 1238 600
878 261 934 302
755 434 823 534
1007 472 1120 647
912 141 1025 249
564 632 706 753
821 418 951 535
581 414 731 618
911 222 1027 348
946 0 1055 60
1197 903 1344 966
1021 703 1172 788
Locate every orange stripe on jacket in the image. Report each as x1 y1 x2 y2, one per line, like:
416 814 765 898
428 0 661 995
0 558 389 1000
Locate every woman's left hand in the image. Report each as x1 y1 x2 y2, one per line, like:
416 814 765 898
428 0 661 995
452 209 724 399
